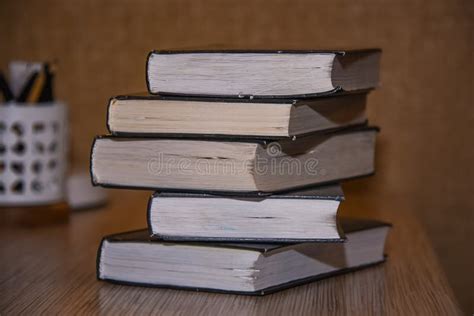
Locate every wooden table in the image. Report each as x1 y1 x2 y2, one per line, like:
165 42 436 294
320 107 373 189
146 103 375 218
0 191 462 315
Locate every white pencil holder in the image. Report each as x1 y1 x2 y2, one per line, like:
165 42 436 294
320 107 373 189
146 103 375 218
0 102 68 206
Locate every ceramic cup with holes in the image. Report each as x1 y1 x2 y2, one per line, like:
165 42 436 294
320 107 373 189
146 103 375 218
0 103 68 206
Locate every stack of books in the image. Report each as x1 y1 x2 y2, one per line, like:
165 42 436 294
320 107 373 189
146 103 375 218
92 50 391 295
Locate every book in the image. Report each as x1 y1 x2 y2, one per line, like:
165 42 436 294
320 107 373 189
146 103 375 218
146 50 381 98
90 126 377 194
107 93 367 138
97 217 391 295
148 184 344 242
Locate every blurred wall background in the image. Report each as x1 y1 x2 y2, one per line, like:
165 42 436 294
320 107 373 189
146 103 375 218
1 0 472 312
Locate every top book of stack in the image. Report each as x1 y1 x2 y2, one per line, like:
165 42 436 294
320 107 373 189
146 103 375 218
146 49 381 98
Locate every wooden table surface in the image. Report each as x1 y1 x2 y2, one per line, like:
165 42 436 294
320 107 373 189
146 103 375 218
0 191 462 315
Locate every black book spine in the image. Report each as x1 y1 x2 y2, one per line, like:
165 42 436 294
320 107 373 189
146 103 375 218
96 237 106 280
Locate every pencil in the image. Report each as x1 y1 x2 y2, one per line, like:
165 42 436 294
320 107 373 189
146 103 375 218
38 63 54 103
26 68 46 104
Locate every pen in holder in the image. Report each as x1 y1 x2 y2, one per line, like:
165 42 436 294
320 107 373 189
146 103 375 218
0 102 68 206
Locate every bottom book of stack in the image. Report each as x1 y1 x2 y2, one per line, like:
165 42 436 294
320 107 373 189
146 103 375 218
97 218 390 295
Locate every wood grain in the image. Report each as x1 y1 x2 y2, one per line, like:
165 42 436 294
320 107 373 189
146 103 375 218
0 191 461 315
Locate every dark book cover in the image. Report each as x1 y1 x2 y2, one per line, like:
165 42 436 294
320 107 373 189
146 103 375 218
147 185 346 243
146 49 381 99
89 125 379 196
106 91 370 139
97 217 391 295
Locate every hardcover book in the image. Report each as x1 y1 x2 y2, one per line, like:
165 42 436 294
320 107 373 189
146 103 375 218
148 184 345 242
97 217 391 295
107 93 368 138
146 49 381 98
90 126 377 194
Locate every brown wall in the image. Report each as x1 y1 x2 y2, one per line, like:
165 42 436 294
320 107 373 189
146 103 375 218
1 0 472 312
